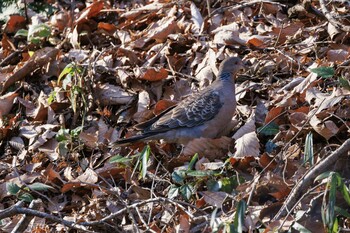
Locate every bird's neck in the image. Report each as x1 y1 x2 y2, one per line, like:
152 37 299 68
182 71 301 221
217 72 234 83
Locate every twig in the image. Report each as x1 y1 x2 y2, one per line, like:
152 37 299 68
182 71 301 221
319 0 350 32
12 199 42 233
0 203 93 232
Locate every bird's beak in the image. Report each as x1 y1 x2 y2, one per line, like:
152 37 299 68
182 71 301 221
240 60 247 71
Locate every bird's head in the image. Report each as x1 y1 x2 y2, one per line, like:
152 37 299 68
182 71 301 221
219 57 245 76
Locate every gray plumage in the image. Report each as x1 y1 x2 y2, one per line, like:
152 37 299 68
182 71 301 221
114 57 244 145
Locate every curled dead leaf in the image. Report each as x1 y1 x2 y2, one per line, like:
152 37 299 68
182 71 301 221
0 91 18 117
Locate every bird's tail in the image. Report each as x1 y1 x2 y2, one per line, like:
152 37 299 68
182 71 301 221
110 133 153 147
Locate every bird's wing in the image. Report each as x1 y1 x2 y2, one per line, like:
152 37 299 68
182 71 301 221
133 105 177 130
146 88 223 133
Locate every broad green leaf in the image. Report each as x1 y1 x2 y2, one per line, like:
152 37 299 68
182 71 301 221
28 182 54 191
207 179 220 192
315 171 333 182
220 176 241 193
172 170 186 185
258 122 279 136
339 76 350 91
28 23 51 43
310 67 335 79
6 182 20 195
168 184 179 199
56 128 70 142
186 170 218 177
19 193 34 203
15 29 28 37
179 184 194 201
57 141 69 157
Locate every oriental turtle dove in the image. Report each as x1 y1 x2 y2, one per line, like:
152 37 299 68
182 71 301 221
114 57 244 145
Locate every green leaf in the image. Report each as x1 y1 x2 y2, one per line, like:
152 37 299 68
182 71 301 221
292 222 312 233
188 153 198 171
315 171 333 182
27 182 54 191
303 132 314 166
139 145 150 179
172 170 186 185
19 193 34 203
168 184 179 199
6 182 20 195
62 73 72 90
339 76 350 91
207 180 220 192
179 184 194 201
322 172 337 231
56 128 70 142
233 200 247 233
70 126 83 138
335 206 350 218
28 23 51 43
310 67 335 79
15 29 28 38
220 176 240 193
47 91 56 105
58 63 74 83
57 141 69 157
186 170 218 177
339 181 350 206
109 155 132 164
258 122 279 136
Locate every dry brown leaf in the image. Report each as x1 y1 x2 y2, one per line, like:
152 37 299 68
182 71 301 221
233 115 256 140
75 1 104 25
327 49 348 63
201 191 227 208
183 137 233 159
310 116 339 140
141 68 168 82
234 132 260 157
1 47 59 94
190 2 203 33
3 15 26 34
94 83 134 105
0 91 18 117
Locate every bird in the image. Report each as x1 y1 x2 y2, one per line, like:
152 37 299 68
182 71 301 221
113 56 244 146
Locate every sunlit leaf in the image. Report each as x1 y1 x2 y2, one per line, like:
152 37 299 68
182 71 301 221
310 67 335 78
6 182 20 195
168 184 179 199
28 182 54 191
